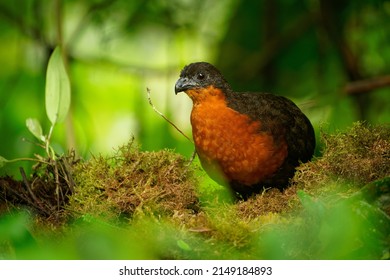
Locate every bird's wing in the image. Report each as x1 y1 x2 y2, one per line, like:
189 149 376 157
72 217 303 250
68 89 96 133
225 92 315 163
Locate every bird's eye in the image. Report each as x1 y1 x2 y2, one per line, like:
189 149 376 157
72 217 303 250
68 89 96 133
197 73 205 80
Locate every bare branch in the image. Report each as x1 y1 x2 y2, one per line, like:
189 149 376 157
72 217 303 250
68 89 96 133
344 75 390 95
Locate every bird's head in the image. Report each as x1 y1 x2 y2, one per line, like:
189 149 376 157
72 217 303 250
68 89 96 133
175 62 231 102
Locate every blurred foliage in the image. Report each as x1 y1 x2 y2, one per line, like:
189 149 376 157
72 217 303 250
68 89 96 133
0 179 389 260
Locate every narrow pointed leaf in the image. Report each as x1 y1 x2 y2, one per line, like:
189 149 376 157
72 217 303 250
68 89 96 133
45 47 71 124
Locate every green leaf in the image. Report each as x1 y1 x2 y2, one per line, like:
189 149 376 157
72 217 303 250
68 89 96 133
45 47 71 125
26 118 45 142
177 239 191 251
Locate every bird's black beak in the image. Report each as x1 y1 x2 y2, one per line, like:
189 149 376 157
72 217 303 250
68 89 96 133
175 77 198 94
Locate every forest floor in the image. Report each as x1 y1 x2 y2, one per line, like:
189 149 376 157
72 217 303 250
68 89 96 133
0 122 389 259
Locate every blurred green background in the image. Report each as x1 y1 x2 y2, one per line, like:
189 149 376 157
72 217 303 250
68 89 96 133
0 0 389 178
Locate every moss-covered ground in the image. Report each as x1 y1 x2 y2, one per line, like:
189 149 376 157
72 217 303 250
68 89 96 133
0 122 389 259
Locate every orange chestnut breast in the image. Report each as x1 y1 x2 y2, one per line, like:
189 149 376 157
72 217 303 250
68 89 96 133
187 86 288 186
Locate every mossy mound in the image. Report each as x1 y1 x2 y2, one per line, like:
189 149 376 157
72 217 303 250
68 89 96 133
293 122 390 194
68 141 199 223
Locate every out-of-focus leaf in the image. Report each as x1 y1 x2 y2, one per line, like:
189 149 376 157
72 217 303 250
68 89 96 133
177 239 191 251
45 47 71 125
0 211 36 251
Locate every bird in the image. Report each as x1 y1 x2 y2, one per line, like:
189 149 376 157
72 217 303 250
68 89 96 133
175 62 315 198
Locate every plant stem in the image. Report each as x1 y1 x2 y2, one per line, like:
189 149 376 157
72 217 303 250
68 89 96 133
46 123 56 160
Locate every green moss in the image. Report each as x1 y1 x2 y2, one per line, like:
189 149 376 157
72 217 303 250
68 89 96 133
69 141 199 223
293 122 390 193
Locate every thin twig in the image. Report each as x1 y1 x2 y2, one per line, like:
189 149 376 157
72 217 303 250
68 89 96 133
60 152 76 193
146 87 193 143
53 160 61 210
2 179 31 204
19 167 41 207
186 149 197 167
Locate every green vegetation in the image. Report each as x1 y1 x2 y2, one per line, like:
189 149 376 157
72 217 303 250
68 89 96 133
0 0 389 260
1 122 389 259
